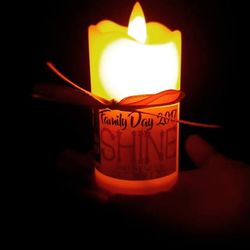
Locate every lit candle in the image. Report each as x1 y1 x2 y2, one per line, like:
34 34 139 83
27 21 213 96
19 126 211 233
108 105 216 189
88 2 181 195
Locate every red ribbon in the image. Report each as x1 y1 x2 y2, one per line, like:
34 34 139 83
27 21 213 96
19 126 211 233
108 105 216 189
46 62 184 109
32 62 220 128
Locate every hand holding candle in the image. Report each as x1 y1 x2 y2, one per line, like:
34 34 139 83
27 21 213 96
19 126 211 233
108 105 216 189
56 135 250 235
38 2 219 196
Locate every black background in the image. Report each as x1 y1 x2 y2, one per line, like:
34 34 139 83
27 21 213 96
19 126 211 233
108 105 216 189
29 0 249 246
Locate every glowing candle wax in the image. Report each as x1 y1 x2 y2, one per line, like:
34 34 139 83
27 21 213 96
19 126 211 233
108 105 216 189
88 2 181 195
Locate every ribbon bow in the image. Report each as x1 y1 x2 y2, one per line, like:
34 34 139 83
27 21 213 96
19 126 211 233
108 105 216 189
46 62 184 109
32 62 220 128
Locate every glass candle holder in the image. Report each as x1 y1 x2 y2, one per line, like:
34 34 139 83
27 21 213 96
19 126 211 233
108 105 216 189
93 102 179 195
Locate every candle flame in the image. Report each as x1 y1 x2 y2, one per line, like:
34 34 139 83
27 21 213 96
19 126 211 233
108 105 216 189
128 2 147 43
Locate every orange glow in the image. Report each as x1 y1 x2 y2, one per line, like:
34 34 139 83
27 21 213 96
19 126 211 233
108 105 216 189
88 3 181 195
94 103 180 195
88 2 181 101
100 41 179 100
95 168 178 195
128 2 147 43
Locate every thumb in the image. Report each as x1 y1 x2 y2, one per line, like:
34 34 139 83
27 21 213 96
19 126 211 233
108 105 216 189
185 134 218 168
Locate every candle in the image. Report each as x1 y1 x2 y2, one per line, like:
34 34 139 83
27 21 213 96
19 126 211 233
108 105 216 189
89 2 181 195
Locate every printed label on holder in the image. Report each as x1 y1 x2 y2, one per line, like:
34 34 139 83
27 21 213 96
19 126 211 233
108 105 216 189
94 103 179 180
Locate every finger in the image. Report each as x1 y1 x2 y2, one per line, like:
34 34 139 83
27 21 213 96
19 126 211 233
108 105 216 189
185 134 217 168
81 188 110 204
